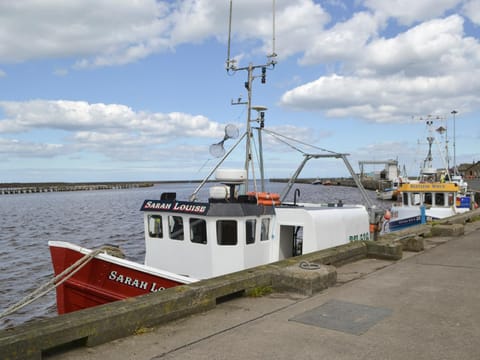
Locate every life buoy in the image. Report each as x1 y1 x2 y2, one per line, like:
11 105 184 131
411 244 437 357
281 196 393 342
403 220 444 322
247 192 281 206
384 210 391 220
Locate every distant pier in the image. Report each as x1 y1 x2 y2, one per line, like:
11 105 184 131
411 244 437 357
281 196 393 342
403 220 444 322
270 177 381 191
0 182 153 195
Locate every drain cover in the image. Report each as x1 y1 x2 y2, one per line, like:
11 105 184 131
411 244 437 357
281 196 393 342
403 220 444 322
290 299 392 335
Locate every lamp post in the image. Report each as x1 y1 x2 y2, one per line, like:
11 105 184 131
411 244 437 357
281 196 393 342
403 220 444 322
451 110 458 175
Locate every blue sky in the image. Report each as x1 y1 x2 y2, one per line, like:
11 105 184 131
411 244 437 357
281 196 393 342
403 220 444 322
0 0 479 182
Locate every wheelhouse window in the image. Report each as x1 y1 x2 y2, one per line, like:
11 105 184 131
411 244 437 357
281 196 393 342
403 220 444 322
148 215 163 238
169 215 184 240
246 219 256 244
410 193 421 205
424 193 432 205
435 192 445 206
261 218 270 241
190 218 207 244
448 193 454 206
217 220 237 245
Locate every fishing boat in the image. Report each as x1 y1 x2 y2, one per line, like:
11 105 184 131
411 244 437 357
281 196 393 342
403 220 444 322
381 118 474 233
376 184 394 200
48 4 381 315
381 182 472 232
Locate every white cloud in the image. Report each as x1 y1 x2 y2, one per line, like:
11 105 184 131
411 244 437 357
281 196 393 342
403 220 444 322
0 0 331 68
0 0 172 65
0 100 223 136
0 69 5 77
0 137 64 158
358 15 479 76
463 0 480 25
300 11 382 66
280 14 480 123
0 100 227 160
364 0 461 25
280 71 480 122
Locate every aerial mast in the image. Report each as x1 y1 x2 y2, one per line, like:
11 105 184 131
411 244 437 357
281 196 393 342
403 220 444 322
225 0 277 192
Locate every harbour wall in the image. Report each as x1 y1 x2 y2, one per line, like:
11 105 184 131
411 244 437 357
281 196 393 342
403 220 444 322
1 208 479 360
0 182 154 195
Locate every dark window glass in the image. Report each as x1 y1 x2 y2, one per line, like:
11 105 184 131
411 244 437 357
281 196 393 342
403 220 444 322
169 216 184 240
261 218 270 241
190 218 207 244
435 192 445 206
148 215 162 238
217 220 237 245
246 219 256 244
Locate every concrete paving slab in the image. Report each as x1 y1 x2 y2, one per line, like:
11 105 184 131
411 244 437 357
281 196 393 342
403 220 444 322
289 299 393 335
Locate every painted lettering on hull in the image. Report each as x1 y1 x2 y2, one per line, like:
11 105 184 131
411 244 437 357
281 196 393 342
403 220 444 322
108 270 167 292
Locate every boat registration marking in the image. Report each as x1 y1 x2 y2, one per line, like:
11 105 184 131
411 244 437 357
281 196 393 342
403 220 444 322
349 232 370 242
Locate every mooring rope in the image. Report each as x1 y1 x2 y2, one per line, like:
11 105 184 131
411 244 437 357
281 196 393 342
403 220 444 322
0 246 109 319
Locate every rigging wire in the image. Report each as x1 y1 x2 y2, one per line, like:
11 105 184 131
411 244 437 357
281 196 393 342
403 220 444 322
262 128 340 155
263 130 306 154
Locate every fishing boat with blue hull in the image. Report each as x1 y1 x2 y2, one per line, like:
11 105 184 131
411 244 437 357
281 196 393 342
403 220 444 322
47 2 380 315
381 182 473 233
381 117 476 234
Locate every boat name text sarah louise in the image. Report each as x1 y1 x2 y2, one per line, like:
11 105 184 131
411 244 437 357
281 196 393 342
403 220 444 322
108 270 166 292
141 200 209 215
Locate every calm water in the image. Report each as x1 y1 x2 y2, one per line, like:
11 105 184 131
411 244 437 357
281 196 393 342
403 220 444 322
0 181 386 329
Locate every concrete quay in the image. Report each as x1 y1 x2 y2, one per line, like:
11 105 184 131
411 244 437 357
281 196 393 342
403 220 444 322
1 210 479 359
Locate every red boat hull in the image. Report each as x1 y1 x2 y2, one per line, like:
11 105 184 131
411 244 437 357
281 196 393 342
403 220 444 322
49 244 185 314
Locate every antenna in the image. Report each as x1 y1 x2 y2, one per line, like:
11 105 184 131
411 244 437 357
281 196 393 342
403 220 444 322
269 0 277 61
225 0 278 191
226 0 236 71
226 0 277 72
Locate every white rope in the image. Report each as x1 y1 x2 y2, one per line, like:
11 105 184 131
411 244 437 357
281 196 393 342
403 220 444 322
0 246 108 319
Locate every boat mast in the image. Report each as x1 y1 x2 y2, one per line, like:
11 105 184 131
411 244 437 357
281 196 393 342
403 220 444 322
451 110 458 176
419 116 450 180
225 0 277 192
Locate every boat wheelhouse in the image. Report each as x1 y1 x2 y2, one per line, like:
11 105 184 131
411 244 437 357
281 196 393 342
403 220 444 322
141 176 369 280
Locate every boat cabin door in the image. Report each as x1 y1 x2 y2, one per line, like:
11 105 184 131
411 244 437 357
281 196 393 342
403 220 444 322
278 225 303 259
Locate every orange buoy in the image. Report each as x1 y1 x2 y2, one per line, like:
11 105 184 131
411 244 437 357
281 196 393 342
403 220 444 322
247 192 281 206
257 198 281 206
